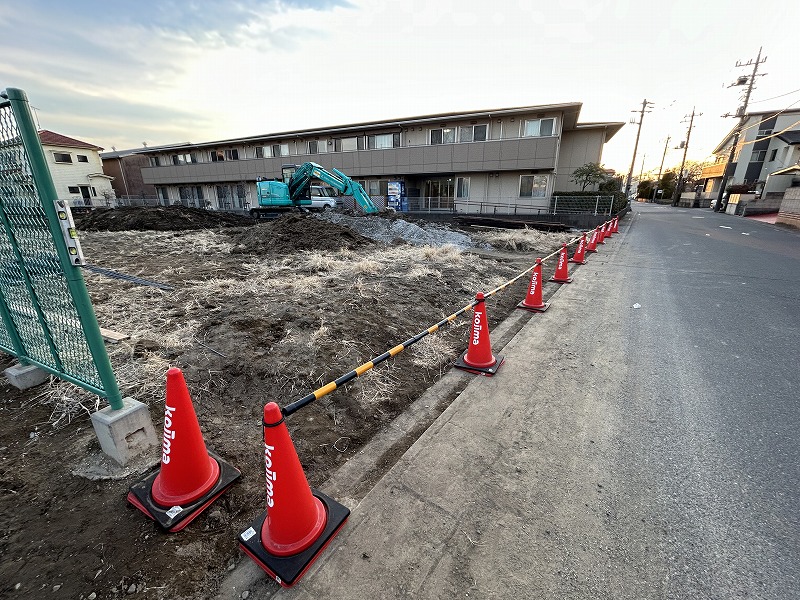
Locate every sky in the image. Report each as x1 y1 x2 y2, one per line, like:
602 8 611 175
2 0 799 176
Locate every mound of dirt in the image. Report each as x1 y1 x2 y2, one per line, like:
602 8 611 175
229 213 374 254
75 206 254 232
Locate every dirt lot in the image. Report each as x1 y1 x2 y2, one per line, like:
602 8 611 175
0 206 567 599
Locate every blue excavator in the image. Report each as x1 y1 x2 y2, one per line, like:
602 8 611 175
251 162 378 218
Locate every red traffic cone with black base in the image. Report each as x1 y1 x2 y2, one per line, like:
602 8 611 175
549 243 573 283
128 368 241 532
517 258 549 312
239 403 350 587
454 292 504 376
586 227 599 253
569 233 587 265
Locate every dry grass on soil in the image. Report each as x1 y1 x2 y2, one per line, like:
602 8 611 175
0 210 567 600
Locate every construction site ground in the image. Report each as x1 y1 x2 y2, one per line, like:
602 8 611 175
0 206 571 600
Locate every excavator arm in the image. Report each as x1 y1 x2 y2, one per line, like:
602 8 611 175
287 162 378 213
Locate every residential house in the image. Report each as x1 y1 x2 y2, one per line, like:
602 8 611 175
699 108 800 210
38 130 115 208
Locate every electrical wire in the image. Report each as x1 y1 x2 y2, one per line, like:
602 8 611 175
749 87 800 104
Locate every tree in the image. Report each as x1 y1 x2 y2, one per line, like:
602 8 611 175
658 171 677 201
571 162 609 191
637 179 656 200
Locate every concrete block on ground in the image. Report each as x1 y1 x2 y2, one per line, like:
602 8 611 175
4 363 50 390
90 397 158 466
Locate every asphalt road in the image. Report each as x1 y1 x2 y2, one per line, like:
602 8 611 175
608 203 799 599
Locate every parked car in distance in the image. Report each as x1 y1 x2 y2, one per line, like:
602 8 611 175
309 185 339 210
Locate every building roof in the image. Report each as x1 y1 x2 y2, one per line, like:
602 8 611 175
768 164 800 176
136 102 590 154
573 121 625 141
100 143 191 159
38 130 103 151
777 131 800 145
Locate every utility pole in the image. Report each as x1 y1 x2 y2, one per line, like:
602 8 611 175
624 98 654 201
714 47 767 212
672 107 701 206
652 136 671 203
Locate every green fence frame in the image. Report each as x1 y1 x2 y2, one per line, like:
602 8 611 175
0 87 123 409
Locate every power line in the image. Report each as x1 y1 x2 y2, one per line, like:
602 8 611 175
749 87 800 104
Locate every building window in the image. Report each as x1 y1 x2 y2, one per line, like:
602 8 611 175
224 149 239 161
519 175 548 197
156 186 169 202
235 184 247 209
172 152 197 165
77 155 89 163
750 150 767 162
456 177 470 198
54 152 72 164
68 186 80 194
367 133 400 149
367 180 389 196
149 156 161 167
216 185 231 208
522 118 556 137
430 128 456 145
255 146 265 159
307 140 328 154
334 137 363 152
459 125 487 143
179 185 204 207
756 129 773 138
210 150 225 162
271 143 290 157
769 148 778 161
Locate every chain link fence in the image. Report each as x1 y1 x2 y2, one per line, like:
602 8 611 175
0 88 122 408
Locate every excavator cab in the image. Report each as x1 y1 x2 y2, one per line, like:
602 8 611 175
281 164 298 185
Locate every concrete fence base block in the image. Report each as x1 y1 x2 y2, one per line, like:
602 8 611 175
4 363 50 390
90 398 159 467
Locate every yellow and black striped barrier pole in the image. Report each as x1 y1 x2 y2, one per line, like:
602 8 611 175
281 223 611 417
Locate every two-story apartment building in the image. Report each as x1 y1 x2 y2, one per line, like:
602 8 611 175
137 103 622 214
700 108 800 199
38 130 115 207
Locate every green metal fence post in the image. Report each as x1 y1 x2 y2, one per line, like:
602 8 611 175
4 88 123 410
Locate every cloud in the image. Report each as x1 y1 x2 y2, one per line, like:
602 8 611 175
0 0 351 147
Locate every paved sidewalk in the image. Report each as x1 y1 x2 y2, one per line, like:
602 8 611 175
222 223 633 599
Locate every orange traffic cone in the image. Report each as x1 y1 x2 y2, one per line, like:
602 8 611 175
569 233 587 265
517 258 549 312
613 217 619 233
586 227 599 253
128 368 240 532
597 223 606 244
454 292 504 375
549 243 573 284
605 220 614 238
239 403 350 587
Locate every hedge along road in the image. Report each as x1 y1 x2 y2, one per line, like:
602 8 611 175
221 202 799 599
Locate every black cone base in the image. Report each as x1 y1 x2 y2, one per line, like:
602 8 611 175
239 490 350 588
516 300 550 313
127 451 241 532
453 351 505 376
